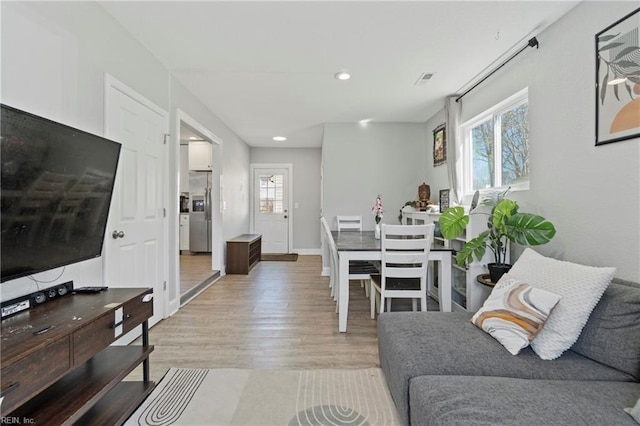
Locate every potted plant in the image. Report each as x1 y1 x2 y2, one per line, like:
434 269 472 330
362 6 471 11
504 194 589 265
438 198 556 283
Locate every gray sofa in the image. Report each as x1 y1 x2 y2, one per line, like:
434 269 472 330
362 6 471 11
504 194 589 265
378 281 640 425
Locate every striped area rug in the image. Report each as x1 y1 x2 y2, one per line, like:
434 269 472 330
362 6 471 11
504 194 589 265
126 368 400 426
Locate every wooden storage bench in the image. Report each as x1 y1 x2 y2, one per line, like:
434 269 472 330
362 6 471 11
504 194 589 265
226 234 262 274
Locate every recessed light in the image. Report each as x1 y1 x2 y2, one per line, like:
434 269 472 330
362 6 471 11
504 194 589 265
188 136 199 140
273 136 287 141
335 72 351 81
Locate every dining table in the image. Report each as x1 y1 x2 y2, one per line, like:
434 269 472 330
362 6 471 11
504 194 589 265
332 230 453 333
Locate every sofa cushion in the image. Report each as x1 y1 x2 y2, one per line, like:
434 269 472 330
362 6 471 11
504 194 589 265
506 249 615 360
471 277 561 355
377 312 635 426
409 376 640 426
572 281 640 380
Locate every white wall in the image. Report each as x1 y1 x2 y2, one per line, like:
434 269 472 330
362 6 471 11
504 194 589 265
250 148 322 253
322 123 428 230
429 1 639 282
1 2 252 304
0 2 171 300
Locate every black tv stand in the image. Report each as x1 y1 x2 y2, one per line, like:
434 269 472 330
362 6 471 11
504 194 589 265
0 287 154 425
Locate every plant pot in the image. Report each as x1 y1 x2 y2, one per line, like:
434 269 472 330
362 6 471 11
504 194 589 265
488 263 512 284
374 223 381 239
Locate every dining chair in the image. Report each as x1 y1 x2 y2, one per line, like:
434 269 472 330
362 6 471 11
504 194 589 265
321 216 378 312
336 215 378 298
336 215 363 232
370 223 435 318
320 216 337 293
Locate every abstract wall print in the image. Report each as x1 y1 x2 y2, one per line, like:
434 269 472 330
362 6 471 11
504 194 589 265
433 123 446 166
595 7 640 145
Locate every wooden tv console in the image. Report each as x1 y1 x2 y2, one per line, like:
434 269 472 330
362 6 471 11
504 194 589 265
0 287 155 425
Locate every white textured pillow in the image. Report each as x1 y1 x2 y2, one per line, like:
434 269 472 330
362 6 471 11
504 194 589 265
506 249 616 360
626 397 640 424
471 277 561 355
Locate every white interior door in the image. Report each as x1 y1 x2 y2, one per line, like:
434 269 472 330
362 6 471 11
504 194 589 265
253 167 290 254
104 77 166 327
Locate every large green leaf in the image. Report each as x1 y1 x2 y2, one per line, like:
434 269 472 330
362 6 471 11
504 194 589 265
456 235 487 267
491 199 518 231
506 213 557 246
438 207 468 240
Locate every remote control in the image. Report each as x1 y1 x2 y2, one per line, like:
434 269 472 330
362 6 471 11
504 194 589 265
74 286 108 293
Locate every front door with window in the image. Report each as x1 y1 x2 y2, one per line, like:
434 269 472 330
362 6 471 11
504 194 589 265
253 167 289 254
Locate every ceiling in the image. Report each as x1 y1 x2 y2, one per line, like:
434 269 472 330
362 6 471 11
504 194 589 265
100 1 580 148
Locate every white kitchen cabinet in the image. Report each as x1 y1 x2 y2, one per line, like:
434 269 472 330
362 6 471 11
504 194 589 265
179 213 190 251
188 141 212 171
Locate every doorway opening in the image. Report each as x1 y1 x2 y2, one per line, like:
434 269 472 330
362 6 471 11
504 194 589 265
176 112 222 306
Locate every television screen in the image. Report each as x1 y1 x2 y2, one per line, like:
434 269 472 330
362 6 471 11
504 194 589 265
1 104 121 282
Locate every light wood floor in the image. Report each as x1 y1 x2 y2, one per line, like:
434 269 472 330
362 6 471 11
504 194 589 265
139 255 437 383
179 253 214 294
139 256 377 382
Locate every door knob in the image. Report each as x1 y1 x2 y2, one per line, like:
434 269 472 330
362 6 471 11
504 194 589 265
112 230 125 239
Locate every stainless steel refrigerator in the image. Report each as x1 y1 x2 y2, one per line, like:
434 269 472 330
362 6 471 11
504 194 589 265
189 171 212 252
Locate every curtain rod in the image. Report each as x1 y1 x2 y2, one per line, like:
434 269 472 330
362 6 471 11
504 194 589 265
455 37 539 103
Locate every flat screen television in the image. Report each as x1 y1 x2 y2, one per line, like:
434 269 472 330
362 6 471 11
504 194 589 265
1 104 121 283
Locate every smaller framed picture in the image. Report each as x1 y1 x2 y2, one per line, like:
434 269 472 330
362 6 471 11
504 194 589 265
433 124 446 166
439 189 450 213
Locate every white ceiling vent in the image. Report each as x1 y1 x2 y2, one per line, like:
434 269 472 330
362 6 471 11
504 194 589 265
414 72 435 86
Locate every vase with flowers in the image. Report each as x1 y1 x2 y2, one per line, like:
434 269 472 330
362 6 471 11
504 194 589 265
372 195 383 239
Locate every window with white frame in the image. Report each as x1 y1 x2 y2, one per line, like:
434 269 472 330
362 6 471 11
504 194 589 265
461 88 529 194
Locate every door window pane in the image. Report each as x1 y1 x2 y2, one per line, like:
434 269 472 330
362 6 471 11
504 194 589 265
259 174 284 213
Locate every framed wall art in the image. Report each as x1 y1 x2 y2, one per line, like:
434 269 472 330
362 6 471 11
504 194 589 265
595 7 640 146
433 123 446 166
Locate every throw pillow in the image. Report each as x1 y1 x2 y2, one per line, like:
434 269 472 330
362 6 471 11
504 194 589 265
625 397 640 424
471 277 561 355
506 249 616 360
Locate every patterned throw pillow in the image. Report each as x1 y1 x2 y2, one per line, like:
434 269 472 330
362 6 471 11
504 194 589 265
507 249 616 360
471 277 561 355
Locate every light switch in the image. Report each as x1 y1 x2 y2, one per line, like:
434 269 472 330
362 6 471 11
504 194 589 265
294 202 300 209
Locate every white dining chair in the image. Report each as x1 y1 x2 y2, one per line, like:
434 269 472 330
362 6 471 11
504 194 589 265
336 215 377 298
370 224 435 318
336 215 363 232
321 216 379 312
320 216 337 293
